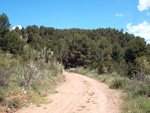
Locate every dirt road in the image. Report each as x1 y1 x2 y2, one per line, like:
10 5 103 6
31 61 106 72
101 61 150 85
17 72 120 113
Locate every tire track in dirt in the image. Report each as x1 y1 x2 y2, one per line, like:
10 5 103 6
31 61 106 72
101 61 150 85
17 72 120 113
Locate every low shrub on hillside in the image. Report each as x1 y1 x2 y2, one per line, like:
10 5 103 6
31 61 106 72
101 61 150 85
98 74 150 113
123 95 150 113
110 77 129 89
0 47 64 112
68 67 97 76
0 68 10 87
70 68 150 113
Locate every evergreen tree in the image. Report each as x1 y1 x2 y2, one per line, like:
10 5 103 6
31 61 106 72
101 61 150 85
0 13 11 49
111 42 123 63
125 37 147 63
7 30 25 54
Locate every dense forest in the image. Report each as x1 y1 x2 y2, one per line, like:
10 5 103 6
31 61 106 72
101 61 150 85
1 13 150 79
1 12 150 112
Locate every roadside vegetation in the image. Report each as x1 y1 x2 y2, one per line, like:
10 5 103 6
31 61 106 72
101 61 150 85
0 12 150 113
0 47 64 112
68 67 150 113
0 13 64 112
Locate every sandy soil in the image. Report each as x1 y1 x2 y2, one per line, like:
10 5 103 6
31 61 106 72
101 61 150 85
17 72 120 113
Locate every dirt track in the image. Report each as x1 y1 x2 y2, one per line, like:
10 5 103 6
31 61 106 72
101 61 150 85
17 72 120 113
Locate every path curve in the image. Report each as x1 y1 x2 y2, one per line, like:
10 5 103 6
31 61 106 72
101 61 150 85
17 72 120 113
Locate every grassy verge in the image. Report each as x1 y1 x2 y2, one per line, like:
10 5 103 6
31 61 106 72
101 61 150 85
68 67 150 113
0 48 65 113
0 74 65 113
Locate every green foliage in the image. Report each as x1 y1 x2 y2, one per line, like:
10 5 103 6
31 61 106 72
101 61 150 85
110 77 129 89
0 13 11 50
98 62 108 74
111 42 123 63
0 68 10 86
123 95 150 113
125 37 148 63
6 30 25 54
1 13 150 79
8 97 22 109
133 86 149 96
68 67 96 76
91 72 150 113
0 87 5 102
27 32 34 43
0 14 24 54
0 13 11 37
0 47 63 107
0 13 150 112
134 56 150 80
23 26 139 74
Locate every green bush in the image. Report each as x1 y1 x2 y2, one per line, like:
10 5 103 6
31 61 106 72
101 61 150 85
133 85 150 97
68 67 87 75
68 67 96 76
0 68 10 86
110 77 129 89
123 96 150 113
8 97 22 109
0 47 63 109
0 88 5 102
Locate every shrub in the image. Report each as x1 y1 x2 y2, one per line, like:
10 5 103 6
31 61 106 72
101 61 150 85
98 62 108 74
68 67 94 75
0 68 10 86
132 84 150 97
8 97 22 109
0 88 5 102
0 47 63 106
110 77 129 89
123 96 150 113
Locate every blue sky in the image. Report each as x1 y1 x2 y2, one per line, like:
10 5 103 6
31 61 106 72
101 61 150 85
0 0 150 42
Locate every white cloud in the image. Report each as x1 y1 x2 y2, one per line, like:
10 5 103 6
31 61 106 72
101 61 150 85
11 25 22 30
138 0 150 11
126 21 150 40
115 13 123 17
